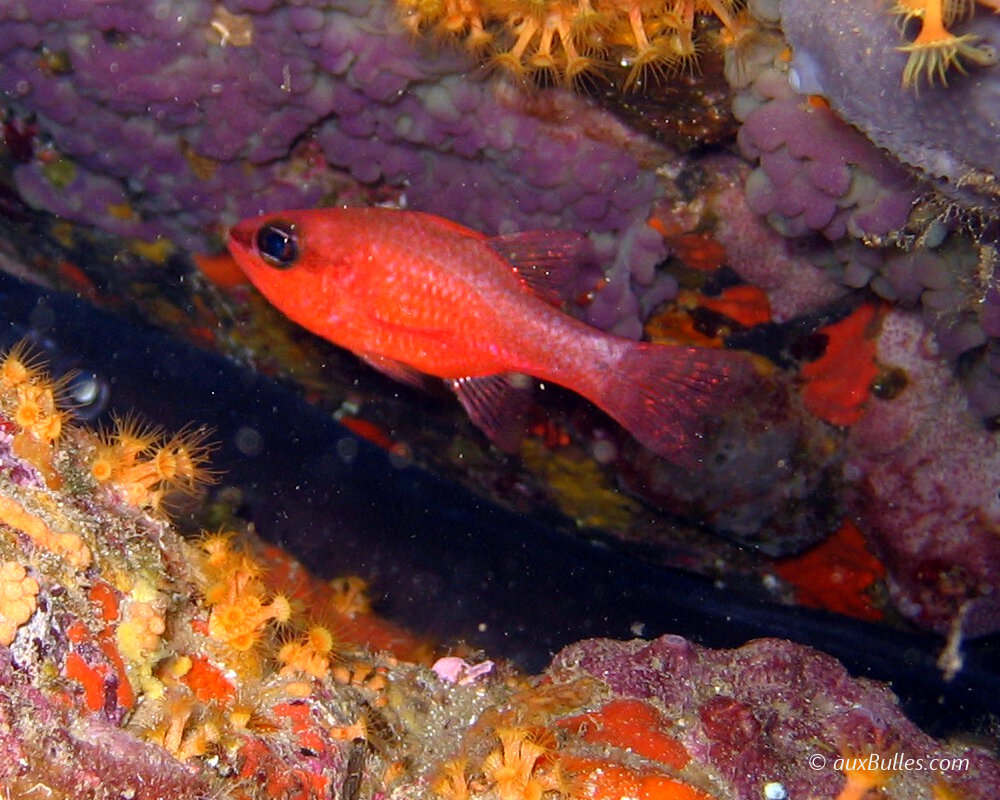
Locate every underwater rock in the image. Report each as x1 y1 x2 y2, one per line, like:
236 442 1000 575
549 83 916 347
618 370 844 556
781 0 1000 210
727 18 1000 422
2 0 999 706
0 646 216 799
552 635 1000 800
845 309 1000 638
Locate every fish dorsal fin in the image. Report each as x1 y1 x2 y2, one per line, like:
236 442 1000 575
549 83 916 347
357 352 428 389
449 373 533 452
488 230 594 306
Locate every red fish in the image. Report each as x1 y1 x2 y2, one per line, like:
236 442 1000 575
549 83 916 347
227 208 751 458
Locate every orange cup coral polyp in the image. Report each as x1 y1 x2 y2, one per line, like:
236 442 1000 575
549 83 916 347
894 0 998 87
90 414 217 510
396 0 753 88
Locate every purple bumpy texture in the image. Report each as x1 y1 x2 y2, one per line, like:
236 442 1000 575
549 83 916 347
730 26 1000 420
736 69 919 242
707 154 849 321
553 635 1000 800
0 0 666 335
846 310 1000 638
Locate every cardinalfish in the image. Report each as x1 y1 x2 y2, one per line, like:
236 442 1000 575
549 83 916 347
227 208 752 459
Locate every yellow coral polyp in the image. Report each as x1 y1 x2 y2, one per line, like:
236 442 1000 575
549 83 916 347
91 415 159 487
196 530 238 570
835 744 898 800
395 0 751 88
329 575 372 617
91 415 216 510
14 383 65 443
146 690 221 761
277 627 336 679
0 340 47 389
0 342 69 451
482 727 552 800
209 596 265 650
307 624 335 654
206 550 266 602
207 589 289 652
488 1 599 82
895 0 998 87
270 593 294 628
13 384 44 428
277 623 342 679
399 0 491 49
0 560 40 646
432 758 471 800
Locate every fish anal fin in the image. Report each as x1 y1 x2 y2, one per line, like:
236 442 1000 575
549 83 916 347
488 230 594 306
449 373 533 452
358 352 428 389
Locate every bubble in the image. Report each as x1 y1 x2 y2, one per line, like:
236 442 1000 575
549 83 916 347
65 371 110 420
763 781 787 799
27 304 56 333
234 426 263 456
335 436 359 463
592 438 618 464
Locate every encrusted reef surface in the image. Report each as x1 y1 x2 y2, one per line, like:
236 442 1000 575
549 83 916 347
781 0 1000 209
0 0 999 668
0 0 668 336
0 345 998 800
845 310 1000 639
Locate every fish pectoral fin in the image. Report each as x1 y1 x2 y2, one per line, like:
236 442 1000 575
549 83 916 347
364 309 453 341
488 230 595 307
357 352 429 389
449 373 534 452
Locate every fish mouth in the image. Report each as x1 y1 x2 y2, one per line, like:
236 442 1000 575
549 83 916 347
227 223 254 253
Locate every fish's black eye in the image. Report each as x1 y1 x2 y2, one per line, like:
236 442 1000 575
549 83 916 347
256 222 299 269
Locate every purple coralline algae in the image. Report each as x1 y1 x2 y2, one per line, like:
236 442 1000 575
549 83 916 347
780 0 1000 210
872 240 1000 419
729 7 1000 420
552 635 1000 800
701 154 850 320
845 309 1000 639
0 0 667 334
735 70 920 242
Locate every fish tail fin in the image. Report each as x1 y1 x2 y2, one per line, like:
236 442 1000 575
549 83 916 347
597 342 756 460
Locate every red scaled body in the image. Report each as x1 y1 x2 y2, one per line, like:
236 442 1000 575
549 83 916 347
228 207 749 457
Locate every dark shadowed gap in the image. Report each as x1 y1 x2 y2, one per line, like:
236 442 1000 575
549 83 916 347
0 271 996 738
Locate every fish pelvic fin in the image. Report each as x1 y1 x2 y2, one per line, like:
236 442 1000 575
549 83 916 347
449 373 533 452
357 352 429 389
598 343 757 462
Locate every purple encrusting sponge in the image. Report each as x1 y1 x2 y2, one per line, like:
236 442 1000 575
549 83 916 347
736 70 919 242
